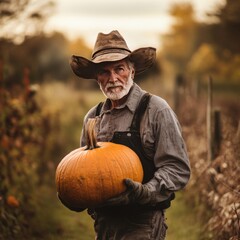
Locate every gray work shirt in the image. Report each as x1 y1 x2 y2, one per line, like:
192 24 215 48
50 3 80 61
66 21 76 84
81 83 191 200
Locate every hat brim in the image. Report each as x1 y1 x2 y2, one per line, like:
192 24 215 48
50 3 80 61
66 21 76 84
70 47 156 80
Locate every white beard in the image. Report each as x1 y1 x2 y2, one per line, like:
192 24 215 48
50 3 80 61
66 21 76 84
100 76 133 101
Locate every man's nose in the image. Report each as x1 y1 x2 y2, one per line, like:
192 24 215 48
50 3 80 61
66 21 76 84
108 70 118 83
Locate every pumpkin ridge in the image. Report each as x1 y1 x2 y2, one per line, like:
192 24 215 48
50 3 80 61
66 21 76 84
82 150 94 204
117 145 143 182
111 145 128 194
122 149 137 179
95 145 113 202
106 146 122 198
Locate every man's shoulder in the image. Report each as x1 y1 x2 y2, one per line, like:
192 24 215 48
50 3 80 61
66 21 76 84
149 94 171 112
147 95 178 123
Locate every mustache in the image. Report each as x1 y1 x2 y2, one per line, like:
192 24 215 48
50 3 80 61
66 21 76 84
105 82 124 90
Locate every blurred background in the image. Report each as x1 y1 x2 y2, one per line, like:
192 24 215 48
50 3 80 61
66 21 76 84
0 0 239 239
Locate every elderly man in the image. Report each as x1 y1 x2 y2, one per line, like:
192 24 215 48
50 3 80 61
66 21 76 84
69 30 191 240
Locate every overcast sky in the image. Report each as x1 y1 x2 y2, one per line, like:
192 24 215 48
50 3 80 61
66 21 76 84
45 0 224 50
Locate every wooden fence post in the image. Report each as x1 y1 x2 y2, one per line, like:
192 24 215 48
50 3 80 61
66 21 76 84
213 108 221 157
237 120 240 141
173 74 185 115
207 76 213 161
0 60 3 90
193 77 200 100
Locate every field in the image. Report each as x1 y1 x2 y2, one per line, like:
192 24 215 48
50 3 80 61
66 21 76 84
1 80 239 240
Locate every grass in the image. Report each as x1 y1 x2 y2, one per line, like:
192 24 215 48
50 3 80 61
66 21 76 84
30 185 95 240
166 191 204 240
29 82 100 239
29 185 204 240
36 82 105 152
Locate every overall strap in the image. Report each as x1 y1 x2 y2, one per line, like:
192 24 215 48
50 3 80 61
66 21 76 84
95 102 104 117
95 93 151 123
130 93 151 131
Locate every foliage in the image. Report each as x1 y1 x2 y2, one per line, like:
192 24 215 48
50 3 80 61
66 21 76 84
0 0 55 43
0 74 105 239
0 77 54 238
215 0 240 23
188 45 240 83
178 90 240 240
161 0 240 85
35 82 105 153
162 3 199 72
68 38 92 59
0 32 93 88
211 0 240 53
0 0 239 238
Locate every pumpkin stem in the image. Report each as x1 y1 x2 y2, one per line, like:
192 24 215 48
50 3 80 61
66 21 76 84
85 118 100 150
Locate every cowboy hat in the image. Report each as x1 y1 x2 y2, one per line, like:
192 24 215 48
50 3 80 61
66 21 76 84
70 30 156 80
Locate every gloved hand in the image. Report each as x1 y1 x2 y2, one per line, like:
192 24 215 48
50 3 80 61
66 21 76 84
57 193 86 212
100 178 158 207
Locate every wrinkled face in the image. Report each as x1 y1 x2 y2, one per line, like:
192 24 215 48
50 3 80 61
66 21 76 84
96 59 135 101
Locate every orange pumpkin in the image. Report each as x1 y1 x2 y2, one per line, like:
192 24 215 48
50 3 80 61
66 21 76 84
7 195 20 208
55 118 143 209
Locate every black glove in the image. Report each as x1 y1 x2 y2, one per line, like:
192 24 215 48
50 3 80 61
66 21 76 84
100 178 158 207
57 193 85 212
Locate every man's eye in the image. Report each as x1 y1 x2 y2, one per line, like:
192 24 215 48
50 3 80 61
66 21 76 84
98 70 108 76
116 67 124 73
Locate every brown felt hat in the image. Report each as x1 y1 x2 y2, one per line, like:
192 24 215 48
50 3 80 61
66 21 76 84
70 30 156 79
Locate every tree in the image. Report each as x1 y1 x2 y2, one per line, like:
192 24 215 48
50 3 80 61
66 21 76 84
187 44 219 77
161 3 199 74
0 0 55 43
208 0 240 53
161 0 240 84
214 0 240 24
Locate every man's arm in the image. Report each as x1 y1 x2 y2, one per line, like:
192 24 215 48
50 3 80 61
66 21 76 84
150 107 191 202
99 105 190 207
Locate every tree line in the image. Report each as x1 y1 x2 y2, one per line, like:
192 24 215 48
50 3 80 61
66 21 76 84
160 0 240 86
